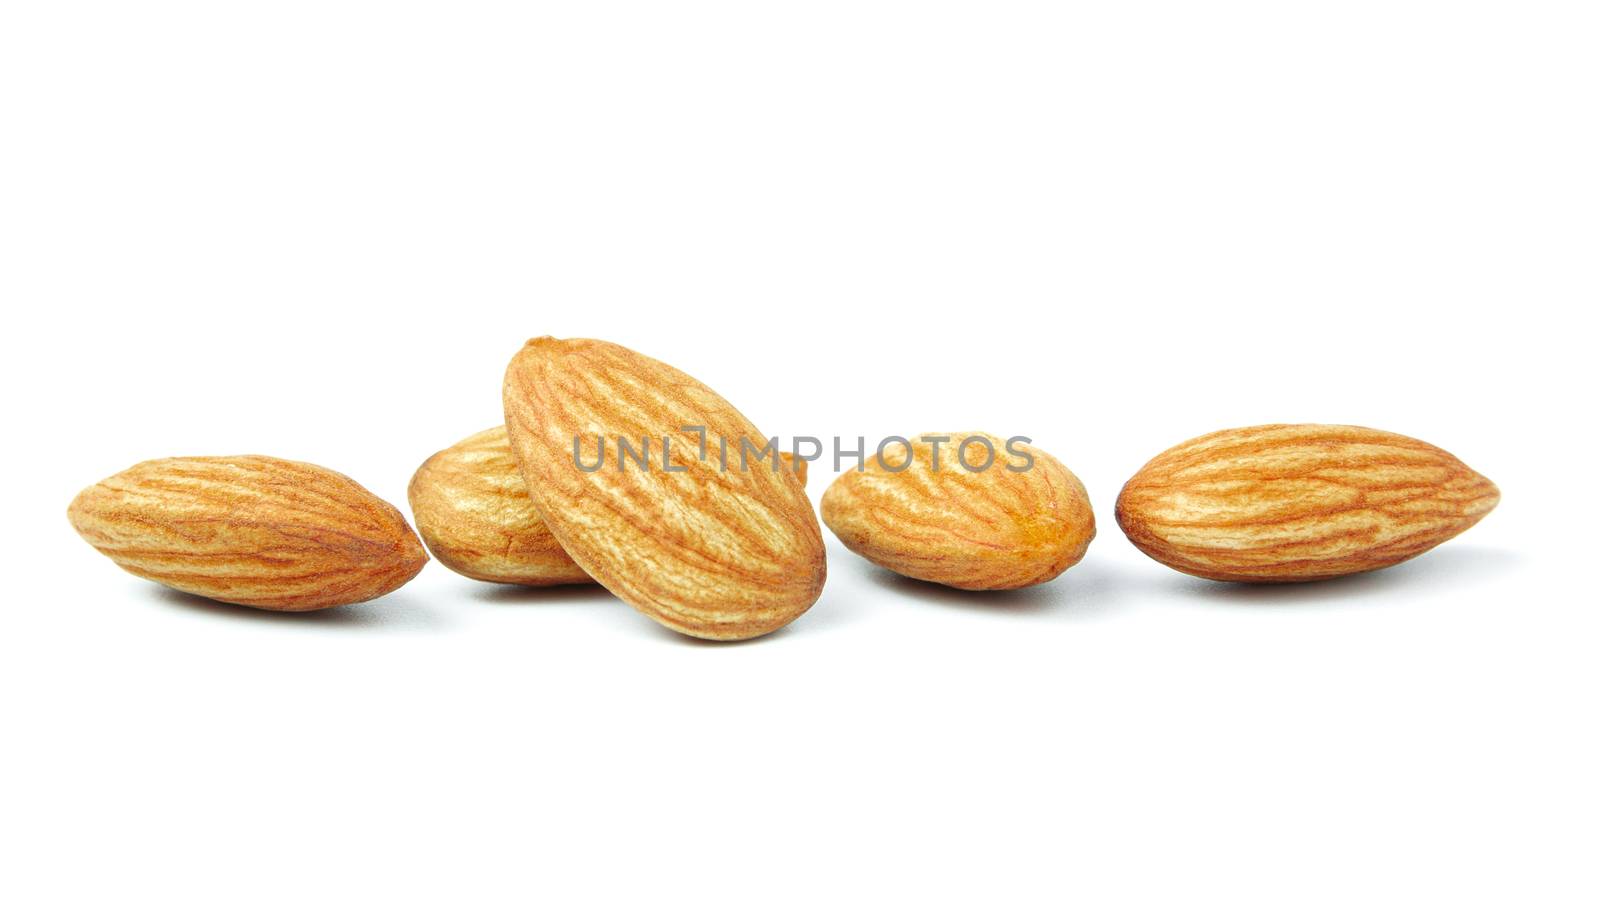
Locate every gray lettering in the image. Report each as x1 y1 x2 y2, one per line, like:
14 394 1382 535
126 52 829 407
835 436 866 472
680 425 708 461
739 436 780 471
876 436 913 472
958 435 996 472
662 436 688 472
919 434 951 472
574 435 604 473
791 436 823 468
1005 436 1035 472
617 435 649 471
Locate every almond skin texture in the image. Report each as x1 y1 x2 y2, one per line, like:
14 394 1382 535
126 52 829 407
410 427 808 587
1115 424 1500 582
68 456 428 610
784 452 808 488
820 433 1096 590
409 426 593 586
502 337 825 640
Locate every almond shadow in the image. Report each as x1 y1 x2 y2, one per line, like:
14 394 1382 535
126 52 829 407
469 582 616 604
144 583 440 629
656 625 791 648
856 555 1122 618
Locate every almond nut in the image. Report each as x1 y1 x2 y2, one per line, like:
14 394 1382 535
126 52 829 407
820 432 1096 590
68 456 428 610
1115 424 1500 582
409 426 593 586
502 337 825 640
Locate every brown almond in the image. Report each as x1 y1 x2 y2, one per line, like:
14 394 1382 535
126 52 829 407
1115 424 1500 582
502 337 825 640
408 426 593 586
820 432 1096 590
68 456 428 610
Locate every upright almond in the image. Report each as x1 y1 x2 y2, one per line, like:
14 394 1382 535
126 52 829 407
68 456 428 610
502 337 825 640
1115 424 1499 582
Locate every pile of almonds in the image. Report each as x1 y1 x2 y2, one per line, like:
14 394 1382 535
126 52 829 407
67 337 1500 641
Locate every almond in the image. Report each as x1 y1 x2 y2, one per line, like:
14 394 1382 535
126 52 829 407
820 433 1095 590
409 426 592 586
1115 424 1500 582
502 337 825 640
409 426 808 587
68 456 428 610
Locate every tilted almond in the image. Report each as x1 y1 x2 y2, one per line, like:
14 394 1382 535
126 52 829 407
503 337 825 640
68 456 428 610
409 426 808 587
820 432 1096 590
1115 424 1500 582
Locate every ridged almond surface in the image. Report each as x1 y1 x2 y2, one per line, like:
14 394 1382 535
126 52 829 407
68 456 428 610
409 426 593 586
820 433 1096 590
502 337 825 640
783 451 807 488
409 427 808 587
1115 424 1500 582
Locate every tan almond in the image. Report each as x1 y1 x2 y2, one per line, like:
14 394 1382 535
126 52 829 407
409 426 807 587
502 337 825 640
409 426 593 586
820 432 1096 590
68 456 428 610
1115 424 1500 582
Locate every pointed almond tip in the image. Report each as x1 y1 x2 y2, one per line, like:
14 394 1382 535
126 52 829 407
1476 472 1502 516
511 337 571 372
403 544 430 580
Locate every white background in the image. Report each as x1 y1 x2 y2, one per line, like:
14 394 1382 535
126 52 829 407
3 2 1595 896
